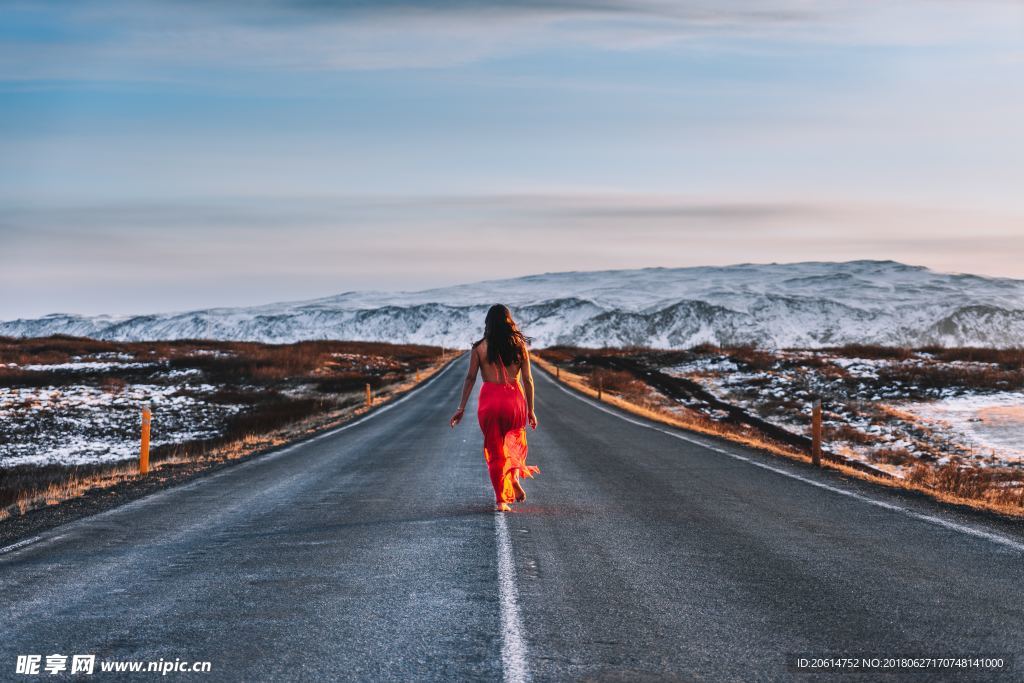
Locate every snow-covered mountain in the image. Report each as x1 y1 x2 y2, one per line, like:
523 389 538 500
4 261 1024 349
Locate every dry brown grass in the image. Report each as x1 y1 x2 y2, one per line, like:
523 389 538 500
828 423 876 446
0 336 441 387
536 346 584 365
0 462 139 521
0 335 122 366
876 362 1024 393
588 367 650 401
823 344 916 361
870 446 917 467
921 346 1024 368
729 345 779 371
907 462 1024 510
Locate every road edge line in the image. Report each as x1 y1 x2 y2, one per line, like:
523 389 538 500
0 535 41 556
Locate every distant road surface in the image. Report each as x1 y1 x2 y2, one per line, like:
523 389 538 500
2 356 1022 681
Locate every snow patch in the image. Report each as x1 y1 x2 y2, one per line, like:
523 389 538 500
903 393 1024 462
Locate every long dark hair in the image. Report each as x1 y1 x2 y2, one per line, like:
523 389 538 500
474 304 531 366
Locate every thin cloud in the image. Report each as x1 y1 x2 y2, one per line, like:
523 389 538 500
4 0 1010 79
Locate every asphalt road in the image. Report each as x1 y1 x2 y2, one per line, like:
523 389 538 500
2 356 1022 682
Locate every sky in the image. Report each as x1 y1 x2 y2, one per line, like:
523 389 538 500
1 0 1022 319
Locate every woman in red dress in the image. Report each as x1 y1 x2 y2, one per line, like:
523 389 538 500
450 304 539 511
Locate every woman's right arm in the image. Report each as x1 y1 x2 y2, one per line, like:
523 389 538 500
450 347 480 428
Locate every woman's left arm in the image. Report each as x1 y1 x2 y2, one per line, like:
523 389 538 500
521 349 538 430
450 348 480 428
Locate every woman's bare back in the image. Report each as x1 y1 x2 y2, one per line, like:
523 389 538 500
476 340 521 384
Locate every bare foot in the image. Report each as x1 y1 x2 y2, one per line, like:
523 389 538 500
512 480 526 503
495 502 512 512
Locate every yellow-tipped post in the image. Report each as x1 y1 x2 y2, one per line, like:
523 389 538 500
811 399 822 467
139 406 151 475
365 383 372 408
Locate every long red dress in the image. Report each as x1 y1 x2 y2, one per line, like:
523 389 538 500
477 356 539 504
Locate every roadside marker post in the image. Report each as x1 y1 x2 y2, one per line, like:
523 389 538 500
556 366 560 379
139 406 152 475
597 376 603 401
365 383 372 408
811 399 822 467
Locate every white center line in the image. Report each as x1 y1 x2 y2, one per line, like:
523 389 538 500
539 369 1024 554
495 512 530 683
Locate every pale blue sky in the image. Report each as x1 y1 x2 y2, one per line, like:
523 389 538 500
1 1 1022 318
